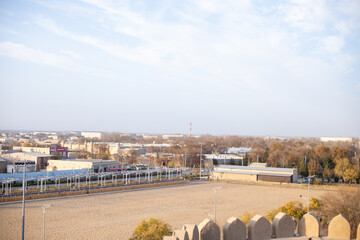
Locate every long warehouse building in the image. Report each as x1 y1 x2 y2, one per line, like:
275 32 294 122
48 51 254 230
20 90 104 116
211 163 298 183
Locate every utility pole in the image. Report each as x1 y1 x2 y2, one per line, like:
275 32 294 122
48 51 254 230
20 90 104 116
42 204 51 240
21 160 26 240
185 151 187 169
200 144 203 180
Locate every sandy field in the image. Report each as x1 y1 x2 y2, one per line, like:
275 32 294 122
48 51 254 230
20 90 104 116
0 182 329 240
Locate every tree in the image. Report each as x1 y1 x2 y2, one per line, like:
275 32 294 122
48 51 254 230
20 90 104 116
330 146 349 160
343 167 357 183
130 218 172 240
314 145 330 161
128 150 138 165
322 166 333 179
334 158 350 178
308 159 321 176
299 158 308 176
268 150 287 167
94 144 111 160
52 151 63 160
316 189 360 238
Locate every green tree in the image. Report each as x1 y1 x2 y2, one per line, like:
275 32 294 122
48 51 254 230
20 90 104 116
299 158 308 176
130 218 172 240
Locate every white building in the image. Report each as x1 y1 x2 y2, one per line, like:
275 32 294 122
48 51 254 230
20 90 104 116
1 152 51 171
47 159 118 172
320 137 353 142
211 164 298 183
227 147 252 154
7 160 36 173
204 154 244 165
81 131 103 139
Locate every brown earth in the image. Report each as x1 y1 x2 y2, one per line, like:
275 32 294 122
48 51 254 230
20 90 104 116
0 181 329 240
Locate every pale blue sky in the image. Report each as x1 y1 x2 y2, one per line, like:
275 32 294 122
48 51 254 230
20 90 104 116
0 0 359 137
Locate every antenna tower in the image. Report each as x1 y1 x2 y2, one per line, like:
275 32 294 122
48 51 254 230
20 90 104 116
189 122 192 137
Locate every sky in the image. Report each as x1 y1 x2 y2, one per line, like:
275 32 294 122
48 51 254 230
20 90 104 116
0 0 359 137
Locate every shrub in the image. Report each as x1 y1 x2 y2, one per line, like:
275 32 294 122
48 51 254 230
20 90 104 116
279 201 306 221
265 198 321 223
315 189 360 238
239 211 257 225
130 218 172 240
265 208 279 222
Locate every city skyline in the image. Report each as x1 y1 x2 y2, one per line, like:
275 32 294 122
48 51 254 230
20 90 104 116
0 0 359 137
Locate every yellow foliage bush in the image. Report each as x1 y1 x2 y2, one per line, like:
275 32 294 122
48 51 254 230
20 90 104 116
130 218 172 240
239 211 257 225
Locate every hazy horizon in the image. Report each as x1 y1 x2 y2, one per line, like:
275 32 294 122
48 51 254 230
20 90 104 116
1 1 359 137
0 127 357 139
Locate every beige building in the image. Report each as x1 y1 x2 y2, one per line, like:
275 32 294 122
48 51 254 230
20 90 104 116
211 164 298 183
47 159 119 172
13 146 51 154
1 152 51 171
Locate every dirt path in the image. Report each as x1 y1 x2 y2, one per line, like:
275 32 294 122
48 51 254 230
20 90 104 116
0 181 329 240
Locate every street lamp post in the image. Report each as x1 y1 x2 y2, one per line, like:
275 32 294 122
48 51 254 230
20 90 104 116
184 151 187 169
300 175 314 213
200 144 203 180
21 160 27 240
213 186 223 223
42 204 51 240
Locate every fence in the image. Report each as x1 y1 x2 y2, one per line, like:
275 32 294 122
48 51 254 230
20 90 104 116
163 212 360 240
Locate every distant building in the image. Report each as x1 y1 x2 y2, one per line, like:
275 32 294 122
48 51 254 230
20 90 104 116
81 131 103 139
47 159 118 172
1 152 51 171
0 157 7 173
320 137 353 142
211 164 298 183
162 134 185 140
204 154 244 165
7 160 36 173
226 147 252 155
49 147 68 158
13 146 51 154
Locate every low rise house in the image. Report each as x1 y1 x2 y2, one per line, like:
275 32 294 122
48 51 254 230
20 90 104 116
211 163 298 183
47 159 119 172
1 152 51 171
7 160 36 173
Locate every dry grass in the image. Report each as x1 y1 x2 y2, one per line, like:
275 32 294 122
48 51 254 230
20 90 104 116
0 180 189 203
0 181 329 240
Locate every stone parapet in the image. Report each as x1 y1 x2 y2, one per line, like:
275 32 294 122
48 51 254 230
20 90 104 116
163 213 359 240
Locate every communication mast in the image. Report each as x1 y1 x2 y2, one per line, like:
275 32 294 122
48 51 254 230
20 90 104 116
189 122 192 137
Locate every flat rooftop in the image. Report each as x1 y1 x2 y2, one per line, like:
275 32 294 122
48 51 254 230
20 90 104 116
215 165 296 173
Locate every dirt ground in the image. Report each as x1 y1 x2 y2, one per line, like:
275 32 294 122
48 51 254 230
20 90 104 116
0 181 329 240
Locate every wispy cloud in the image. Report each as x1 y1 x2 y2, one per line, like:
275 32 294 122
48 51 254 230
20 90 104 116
31 0 358 100
0 41 114 79
0 41 73 69
323 36 345 54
